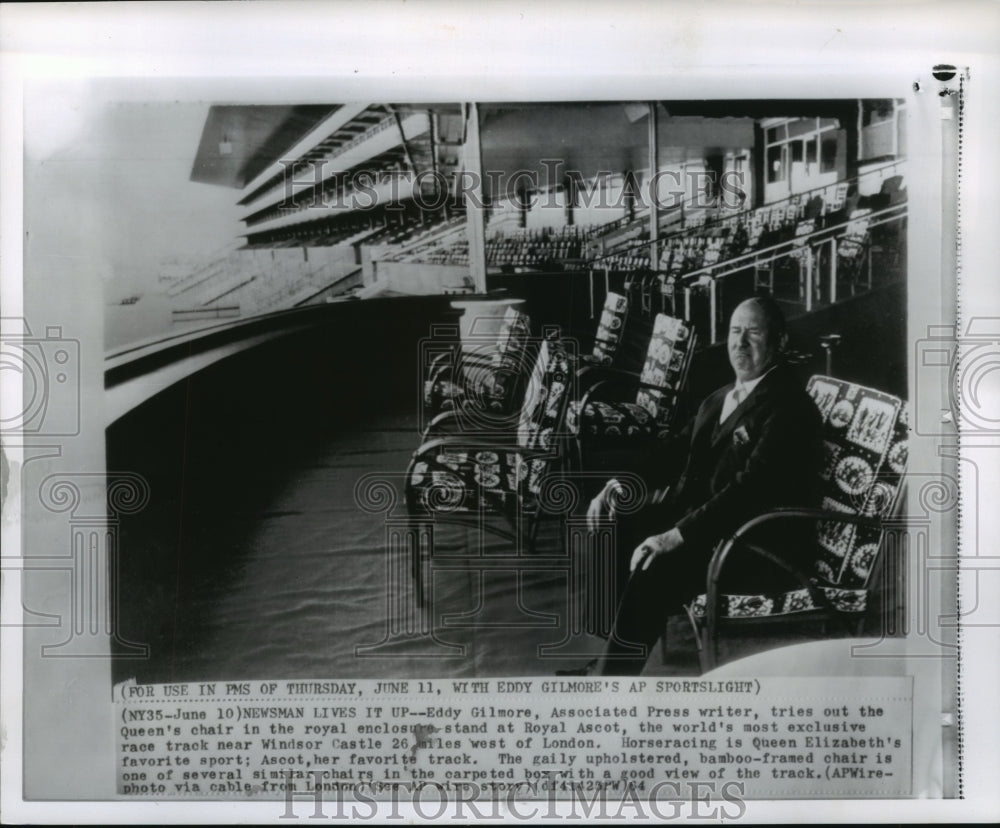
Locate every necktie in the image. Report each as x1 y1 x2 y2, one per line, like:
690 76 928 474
720 384 746 423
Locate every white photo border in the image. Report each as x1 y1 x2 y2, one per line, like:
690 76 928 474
2 0 998 822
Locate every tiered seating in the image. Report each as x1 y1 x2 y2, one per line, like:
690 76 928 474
377 217 467 263
592 171 906 285
486 226 590 271
387 222 606 271
169 245 363 318
598 249 651 273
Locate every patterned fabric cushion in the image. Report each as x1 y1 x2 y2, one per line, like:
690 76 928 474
512 335 572 494
633 314 694 436
423 307 532 417
688 378 907 625
410 448 530 513
410 335 572 514
491 307 531 374
837 209 871 259
807 377 906 588
591 291 628 366
479 307 531 412
689 585 868 619
568 313 694 443
565 400 655 438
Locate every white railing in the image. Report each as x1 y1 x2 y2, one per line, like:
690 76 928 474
673 203 908 343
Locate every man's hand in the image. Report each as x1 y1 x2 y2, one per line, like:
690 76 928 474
586 478 624 531
630 527 684 572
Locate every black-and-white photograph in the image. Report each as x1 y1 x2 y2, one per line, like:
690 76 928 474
97 98 911 683
4 2 998 821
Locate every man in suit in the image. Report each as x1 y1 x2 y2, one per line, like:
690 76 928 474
584 295 823 675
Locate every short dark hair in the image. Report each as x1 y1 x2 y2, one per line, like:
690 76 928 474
744 292 787 340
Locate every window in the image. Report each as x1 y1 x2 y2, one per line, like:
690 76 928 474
820 136 838 173
862 99 895 126
763 117 842 200
806 137 818 165
860 99 905 160
767 144 784 183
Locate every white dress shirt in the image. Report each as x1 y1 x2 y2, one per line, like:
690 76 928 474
719 366 775 423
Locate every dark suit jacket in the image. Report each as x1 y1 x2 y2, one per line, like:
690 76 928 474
644 363 823 585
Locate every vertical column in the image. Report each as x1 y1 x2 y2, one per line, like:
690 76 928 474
804 246 814 312
648 102 660 271
463 102 489 294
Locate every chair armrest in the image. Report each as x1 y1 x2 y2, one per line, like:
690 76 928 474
703 508 885 636
423 410 469 437
575 368 678 419
427 345 493 383
707 507 883 589
576 364 642 385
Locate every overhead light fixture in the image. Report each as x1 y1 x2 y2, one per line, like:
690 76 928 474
219 133 233 155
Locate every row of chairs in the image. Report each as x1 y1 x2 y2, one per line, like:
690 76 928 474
594 175 906 282
409 290 910 670
416 294 696 532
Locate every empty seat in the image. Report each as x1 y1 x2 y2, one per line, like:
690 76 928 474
566 313 696 449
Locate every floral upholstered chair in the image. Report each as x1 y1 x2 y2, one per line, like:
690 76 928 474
406 333 575 578
835 208 873 291
565 314 696 463
423 292 629 439
588 290 630 367
686 376 908 671
423 306 532 428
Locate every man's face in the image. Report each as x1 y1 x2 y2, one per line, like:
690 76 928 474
728 301 778 383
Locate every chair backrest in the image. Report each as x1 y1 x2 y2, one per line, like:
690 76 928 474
634 315 696 437
591 291 629 365
826 182 849 213
483 306 532 410
794 218 815 239
805 376 908 591
880 175 904 197
517 334 572 451
837 208 872 257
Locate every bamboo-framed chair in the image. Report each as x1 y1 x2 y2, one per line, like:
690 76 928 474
685 375 908 671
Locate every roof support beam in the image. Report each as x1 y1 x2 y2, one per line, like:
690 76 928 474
462 102 488 293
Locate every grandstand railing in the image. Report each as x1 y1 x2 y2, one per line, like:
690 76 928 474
591 159 906 269
678 203 907 344
582 201 906 343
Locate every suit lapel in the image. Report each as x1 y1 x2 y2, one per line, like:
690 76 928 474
709 369 779 448
696 386 730 446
